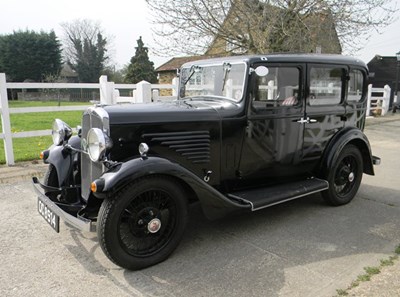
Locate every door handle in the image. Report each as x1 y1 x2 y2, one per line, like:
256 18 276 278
296 117 317 124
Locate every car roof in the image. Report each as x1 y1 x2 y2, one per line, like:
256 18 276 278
181 54 367 69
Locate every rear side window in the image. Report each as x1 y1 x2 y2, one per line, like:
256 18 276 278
348 69 364 102
309 67 344 106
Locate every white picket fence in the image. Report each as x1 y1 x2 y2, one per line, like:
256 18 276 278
0 73 178 165
0 72 393 166
366 84 390 116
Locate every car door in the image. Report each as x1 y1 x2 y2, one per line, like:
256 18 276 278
237 63 306 186
302 64 347 172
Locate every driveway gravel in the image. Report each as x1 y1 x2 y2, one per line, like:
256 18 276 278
0 115 399 297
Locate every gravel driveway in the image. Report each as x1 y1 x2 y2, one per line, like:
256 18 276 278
1 115 399 297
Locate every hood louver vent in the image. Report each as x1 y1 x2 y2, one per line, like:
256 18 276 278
143 131 210 164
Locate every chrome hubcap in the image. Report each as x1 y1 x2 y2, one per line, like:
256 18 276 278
348 172 355 182
147 218 162 233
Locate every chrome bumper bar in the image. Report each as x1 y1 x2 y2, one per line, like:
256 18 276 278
32 177 95 232
372 155 381 166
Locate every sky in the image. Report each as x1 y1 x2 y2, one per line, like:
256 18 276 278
1 0 400 70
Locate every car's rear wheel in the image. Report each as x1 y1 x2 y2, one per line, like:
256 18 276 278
97 176 188 270
322 145 363 206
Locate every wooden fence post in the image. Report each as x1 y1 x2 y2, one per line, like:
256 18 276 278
172 77 179 97
382 85 391 116
152 89 159 102
366 84 372 116
136 81 152 103
99 75 114 104
0 73 15 165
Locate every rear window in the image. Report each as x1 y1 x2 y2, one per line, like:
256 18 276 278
348 69 364 102
309 67 344 106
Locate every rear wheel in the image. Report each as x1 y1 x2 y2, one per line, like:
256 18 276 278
97 176 188 270
322 145 363 206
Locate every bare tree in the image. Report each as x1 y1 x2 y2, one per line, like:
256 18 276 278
61 19 103 63
146 0 398 56
60 19 111 82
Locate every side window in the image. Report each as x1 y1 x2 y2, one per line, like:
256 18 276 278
348 69 364 102
252 66 300 110
309 67 344 106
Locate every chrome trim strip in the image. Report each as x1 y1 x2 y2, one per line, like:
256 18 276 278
227 194 254 209
251 187 328 211
228 183 329 212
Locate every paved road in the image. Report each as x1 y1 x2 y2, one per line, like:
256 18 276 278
1 116 399 297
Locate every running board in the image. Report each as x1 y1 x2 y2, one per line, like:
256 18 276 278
228 178 329 211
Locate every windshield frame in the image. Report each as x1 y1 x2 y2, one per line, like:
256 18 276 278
178 61 248 103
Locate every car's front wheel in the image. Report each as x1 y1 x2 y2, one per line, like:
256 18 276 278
97 176 188 270
322 144 363 206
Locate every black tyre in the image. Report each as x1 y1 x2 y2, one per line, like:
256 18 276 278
43 164 59 201
97 176 188 270
322 145 363 206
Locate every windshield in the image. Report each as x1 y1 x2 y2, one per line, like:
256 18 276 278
179 62 247 102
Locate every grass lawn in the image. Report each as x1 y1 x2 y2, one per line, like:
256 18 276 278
8 100 90 108
0 101 90 164
0 136 53 164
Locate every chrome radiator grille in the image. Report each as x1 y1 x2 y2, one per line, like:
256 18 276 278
81 107 109 200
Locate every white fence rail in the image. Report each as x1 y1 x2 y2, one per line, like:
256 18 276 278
366 84 390 116
0 72 392 166
0 73 178 165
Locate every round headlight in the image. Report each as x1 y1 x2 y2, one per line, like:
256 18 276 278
52 119 72 146
87 128 112 162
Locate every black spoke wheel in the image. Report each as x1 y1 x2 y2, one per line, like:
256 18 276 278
322 145 363 206
97 176 188 270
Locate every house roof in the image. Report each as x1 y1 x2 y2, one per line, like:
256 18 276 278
205 2 341 56
60 63 78 78
367 55 400 88
368 55 398 79
155 56 210 72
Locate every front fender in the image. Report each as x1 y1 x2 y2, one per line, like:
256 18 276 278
45 136 80 186
319 127 375 176
95 157 250 220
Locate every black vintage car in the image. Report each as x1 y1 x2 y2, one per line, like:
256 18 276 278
34 54 380 270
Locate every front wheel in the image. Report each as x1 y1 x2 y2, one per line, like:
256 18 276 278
97 176 188 270
322 145 363 206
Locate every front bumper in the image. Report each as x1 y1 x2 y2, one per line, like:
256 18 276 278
32 177 95 232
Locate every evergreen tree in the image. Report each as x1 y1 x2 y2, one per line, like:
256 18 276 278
70 33 108 83
0 30 62 82
125 37 157 83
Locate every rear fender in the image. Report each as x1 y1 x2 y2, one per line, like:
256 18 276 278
94 157 250 220
319 127 375 176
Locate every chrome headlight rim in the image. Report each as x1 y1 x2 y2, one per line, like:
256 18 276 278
87 128 112 162
52 119 72 146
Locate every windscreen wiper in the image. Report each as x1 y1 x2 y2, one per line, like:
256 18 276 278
183 65 201 85
221 63 231 92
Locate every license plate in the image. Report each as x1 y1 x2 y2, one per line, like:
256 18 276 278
38 197 60 233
